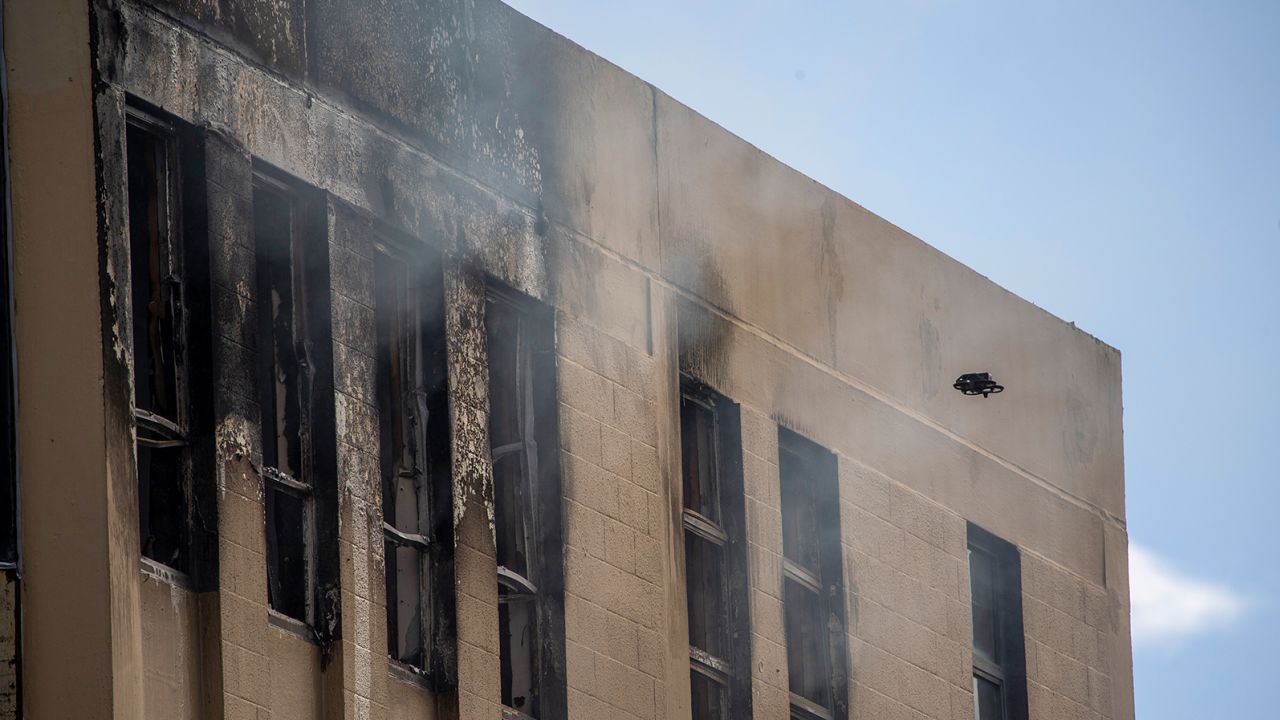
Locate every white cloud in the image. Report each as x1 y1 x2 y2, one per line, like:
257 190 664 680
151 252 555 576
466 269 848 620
1128 543 1250 647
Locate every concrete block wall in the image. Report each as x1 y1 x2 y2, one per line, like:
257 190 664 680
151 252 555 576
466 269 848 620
738 408 790 720
736 404 1124 720
1022 553 1118 720
679 294 1128 720
839 460 974 720
327 204 399 720
558 318 667 720
445 264 503 720
2 0 1132 718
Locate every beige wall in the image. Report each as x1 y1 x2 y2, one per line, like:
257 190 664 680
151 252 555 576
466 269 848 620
7 0 147 718
4 1 1131 719
141 579 203 719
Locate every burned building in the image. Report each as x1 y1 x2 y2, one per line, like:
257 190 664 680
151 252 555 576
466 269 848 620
1 1 1133 719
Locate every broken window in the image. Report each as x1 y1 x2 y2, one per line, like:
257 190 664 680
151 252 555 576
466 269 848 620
375 242 454 682
968 524 1029 720
779 428 849 720
254 173 316 626
486 285 565 720
680 378 751 720
127 107 195 575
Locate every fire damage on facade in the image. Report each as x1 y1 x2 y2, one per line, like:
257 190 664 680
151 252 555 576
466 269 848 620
1 1 1133 720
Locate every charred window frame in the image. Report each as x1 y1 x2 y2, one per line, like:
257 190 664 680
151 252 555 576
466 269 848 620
779 429 849 720
485 284 566 720
374 240 455 686
679 377 751 720
253 170 328 630
968 524 1029 720
126 105 216 584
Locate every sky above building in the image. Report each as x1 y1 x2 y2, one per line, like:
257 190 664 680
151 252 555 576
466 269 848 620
504 1 1279 717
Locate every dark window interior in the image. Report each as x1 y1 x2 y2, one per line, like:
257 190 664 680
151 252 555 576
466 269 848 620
690 668 727 720
779 428 849 720
685 532 727 659
266 486 308 612
780 445 821 574
499 595 538 715
487 285 565 719
255 183 303 479
784 578 830 708
975 674 1005 720
127 111 193 574
254 176 313 625
968 523 1030 720
128 123 179 422
970 544 1000 663
681 397 720 524
375 243 453 683
680 378 751 720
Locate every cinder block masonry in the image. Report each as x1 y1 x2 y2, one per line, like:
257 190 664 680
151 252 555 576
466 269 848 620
0 1 1131 719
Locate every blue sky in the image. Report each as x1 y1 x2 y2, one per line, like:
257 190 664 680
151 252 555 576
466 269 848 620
504 1 1279 716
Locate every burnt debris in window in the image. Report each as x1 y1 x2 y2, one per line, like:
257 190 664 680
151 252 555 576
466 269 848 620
127 107 196 575
487 285 565 720
375 240 454 685
968 523 1029 720
680 378 751 720
779 428 848 720
254 173 315 626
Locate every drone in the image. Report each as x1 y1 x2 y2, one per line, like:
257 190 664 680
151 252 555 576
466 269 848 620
953 372 1004 398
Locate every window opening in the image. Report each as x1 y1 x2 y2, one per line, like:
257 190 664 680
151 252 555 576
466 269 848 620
779 428 849 720
254 174 315 626
967 524 1029 720
375 242 453 683
680 378 751 720
487 286 565 720
127 108 194 575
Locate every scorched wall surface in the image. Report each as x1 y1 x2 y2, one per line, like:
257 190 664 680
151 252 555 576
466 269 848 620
2 1 1130 719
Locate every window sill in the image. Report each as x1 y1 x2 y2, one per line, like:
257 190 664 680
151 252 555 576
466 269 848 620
500 706 537 720
388 658 434 691
268 608 317 645
789 694 834 720
140 556 193 590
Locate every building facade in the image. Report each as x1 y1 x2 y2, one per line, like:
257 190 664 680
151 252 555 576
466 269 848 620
2 1 1133 719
